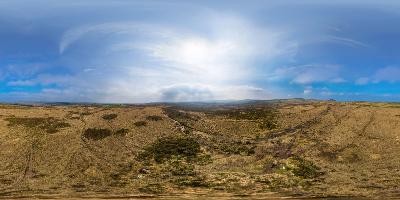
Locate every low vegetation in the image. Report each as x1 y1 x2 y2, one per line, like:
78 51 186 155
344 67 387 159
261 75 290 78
139 136 201 163
163 107 200 121
174 176 209 187
207 108 278 130
2 101 398 198
162 107 200 133
217 142 256 155
102 113 118 120
134 121 147 127
288 156 321 179
139 183 165 194
82 128 112 140
5 117 70 133
114 128 129 136
146 115 163 121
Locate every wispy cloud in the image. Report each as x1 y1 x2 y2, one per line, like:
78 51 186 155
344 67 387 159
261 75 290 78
374 66 400 83
7 80 36 86
355 77 370 85
271 64 344 84
355 66 400 85
59 22 171 54
54 14 297 102
324 36 369 48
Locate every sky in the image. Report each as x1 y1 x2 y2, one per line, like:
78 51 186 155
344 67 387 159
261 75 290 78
1 0 400 103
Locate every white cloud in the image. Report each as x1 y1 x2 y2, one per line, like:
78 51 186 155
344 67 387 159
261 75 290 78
354 66 400 85
59 22 174 54
158 84 272 102
7 80 36 86
54 14 297 102
355 77 369 85
323 36 369 48
374 66 400 83
303 86 313 95
272 64 344 84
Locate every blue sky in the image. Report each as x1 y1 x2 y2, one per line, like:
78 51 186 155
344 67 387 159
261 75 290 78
1 0 400 103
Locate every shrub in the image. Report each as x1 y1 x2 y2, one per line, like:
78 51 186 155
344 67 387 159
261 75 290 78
83 128 112 140
162 108 199 133
139 183 165 194
102 114 118 120
289 156 321 179
163 108 200 121
146 115 163 121
134 121 147 127
168 159 196 176
139 136 201 163
259 120 278 130
206 108 278 130
217 142 256 156
115 128 129 136
5 117 70 133
175 176 209 187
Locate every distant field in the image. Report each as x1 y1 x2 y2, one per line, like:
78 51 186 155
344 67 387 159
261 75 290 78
0 100 400 199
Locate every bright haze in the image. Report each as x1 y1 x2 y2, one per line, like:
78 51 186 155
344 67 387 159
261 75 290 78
1 0 400 103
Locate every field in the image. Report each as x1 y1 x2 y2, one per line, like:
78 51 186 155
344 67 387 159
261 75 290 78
0 100 400 199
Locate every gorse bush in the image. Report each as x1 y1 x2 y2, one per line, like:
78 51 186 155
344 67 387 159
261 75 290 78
102 113 118 120
206 108 278 130
175 176 209 187
5 117 70 133
134 121 147 127
115 128 129 136
146 115 163 121
139 136 201 163
218 143 256 156
208 109 275 120
289 156 321 179
139 183 165 194
83 128 112 140
162 107 199 133
163 108 200 121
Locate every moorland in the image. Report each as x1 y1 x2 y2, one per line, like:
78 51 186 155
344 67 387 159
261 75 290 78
1 99 400 199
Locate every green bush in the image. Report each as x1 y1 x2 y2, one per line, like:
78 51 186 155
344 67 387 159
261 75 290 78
163 108 200 121
146 115 163 121
83 128 112 140
175 176 209 187
139 136 201 163
5 117 70 133
114 128 129 136
134 121 147 127
102 114 118 120
139 183 165 194
217 143 256 156
259 120 278 130
206 108 278 130
168 159 196 176
289 156 321 179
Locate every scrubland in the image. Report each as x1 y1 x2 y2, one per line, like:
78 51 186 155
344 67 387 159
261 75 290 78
0 100 400 199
